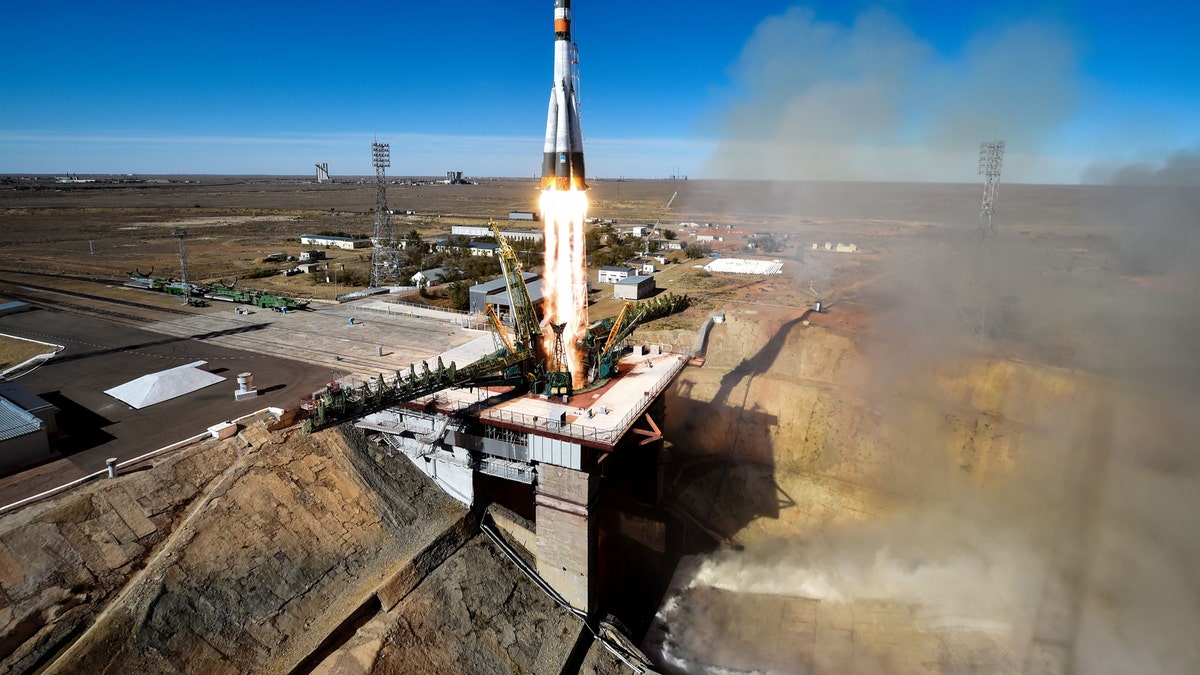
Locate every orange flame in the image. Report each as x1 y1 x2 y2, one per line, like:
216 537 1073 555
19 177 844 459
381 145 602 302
539 187 589 388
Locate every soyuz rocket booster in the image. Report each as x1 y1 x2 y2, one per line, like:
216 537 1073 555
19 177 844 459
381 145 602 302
541 0 586 191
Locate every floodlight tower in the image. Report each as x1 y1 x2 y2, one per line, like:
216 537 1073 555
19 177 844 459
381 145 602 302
171 229 191 306
978 140 1005 236
970 140 1005 344
370 141 399 288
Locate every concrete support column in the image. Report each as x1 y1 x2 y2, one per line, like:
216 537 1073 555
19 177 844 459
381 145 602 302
535 463 597 615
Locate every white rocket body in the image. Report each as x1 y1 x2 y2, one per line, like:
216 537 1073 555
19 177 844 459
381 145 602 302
541 0 586 191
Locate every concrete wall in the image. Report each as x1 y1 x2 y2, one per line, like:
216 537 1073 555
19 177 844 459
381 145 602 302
535 464 597 614
0 428 49 472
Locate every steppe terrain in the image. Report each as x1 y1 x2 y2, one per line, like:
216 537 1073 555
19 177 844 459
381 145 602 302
1 175 1197 673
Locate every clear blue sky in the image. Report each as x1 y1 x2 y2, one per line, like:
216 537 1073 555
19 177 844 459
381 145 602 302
1 1 1197 182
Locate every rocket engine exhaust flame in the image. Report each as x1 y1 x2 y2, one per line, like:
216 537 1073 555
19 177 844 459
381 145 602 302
540 188 589 388
539 0 589 389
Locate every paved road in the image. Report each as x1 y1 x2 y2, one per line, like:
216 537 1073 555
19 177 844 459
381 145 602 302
0 307 336 505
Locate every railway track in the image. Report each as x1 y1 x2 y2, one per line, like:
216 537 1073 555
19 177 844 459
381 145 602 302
0 276 193 323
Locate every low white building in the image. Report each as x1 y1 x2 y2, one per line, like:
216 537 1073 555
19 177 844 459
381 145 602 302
452 225 542 242
627 258 656 275
412 267 451 288
300 234 370 250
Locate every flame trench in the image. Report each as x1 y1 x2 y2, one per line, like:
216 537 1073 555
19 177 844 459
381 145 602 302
540 188 589 388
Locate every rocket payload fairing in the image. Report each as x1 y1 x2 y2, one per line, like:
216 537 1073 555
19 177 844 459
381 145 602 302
541 0 586 191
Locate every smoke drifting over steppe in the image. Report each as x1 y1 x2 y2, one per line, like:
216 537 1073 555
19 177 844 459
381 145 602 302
651 7 1200 668
653 176 1200 673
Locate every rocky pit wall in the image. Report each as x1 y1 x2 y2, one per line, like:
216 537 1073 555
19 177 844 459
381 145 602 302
0 416 471 674
646 305 1137 672
0 431 241 674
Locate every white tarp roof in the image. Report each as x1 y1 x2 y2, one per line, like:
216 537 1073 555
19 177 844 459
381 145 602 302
703 258 784 275
104 361 225 409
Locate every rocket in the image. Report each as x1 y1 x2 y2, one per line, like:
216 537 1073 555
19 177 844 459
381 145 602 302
541 0 586 191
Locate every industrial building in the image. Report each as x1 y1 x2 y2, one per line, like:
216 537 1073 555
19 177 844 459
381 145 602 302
613 275 656 300
598 266 635 284
451 225 543 242
468 272 544 315
0 380 57 472
300 234 370 250
508 211 537 222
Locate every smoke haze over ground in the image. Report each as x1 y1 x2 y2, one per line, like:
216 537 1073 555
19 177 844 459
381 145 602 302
653 174 1200 672
648 4 1200 671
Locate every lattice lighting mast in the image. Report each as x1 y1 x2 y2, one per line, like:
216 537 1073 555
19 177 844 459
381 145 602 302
171 228 191 306
978 140 1005 236
371 140 399 288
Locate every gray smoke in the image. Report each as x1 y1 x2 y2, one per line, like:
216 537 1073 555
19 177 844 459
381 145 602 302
704 7 1077 182
1083 143 1200 187
653 7 1200 672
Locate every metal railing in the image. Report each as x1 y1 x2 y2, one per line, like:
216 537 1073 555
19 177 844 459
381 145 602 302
357 300 490 330
442 351 688 446
472 456 536 484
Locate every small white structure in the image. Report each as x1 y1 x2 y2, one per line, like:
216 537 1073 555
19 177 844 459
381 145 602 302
835 243 858 253
628 258 656 275
412 267 451 288
598 266 635 284
235 372 258 401
105 361 225 409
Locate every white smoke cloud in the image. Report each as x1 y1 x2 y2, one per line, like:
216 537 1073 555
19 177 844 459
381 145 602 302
705 7 1079 182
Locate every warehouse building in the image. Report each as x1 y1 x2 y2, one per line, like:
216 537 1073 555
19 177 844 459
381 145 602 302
613 275 656 300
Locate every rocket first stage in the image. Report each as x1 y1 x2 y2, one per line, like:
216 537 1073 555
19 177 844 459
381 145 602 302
541 0 586 191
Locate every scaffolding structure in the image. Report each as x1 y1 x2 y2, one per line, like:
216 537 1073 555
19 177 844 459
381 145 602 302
370 141 400 287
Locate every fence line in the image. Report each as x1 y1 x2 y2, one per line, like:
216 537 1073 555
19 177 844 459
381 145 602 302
355 301 490 330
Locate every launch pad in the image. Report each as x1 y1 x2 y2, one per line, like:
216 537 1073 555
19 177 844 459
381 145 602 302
355 345 686 613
